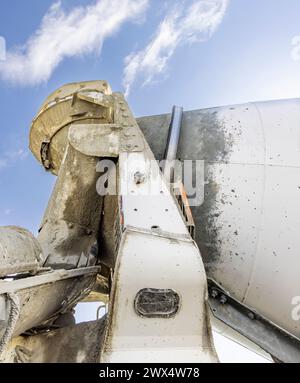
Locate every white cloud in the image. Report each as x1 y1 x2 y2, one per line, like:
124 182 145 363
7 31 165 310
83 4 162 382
291 35 300 62
0 148 28 170
123 0 229 96
0 159 8 169
0 0 148 86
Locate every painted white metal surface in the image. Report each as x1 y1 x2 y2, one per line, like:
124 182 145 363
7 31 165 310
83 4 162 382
101 229 218 363
119 152 189 235
205 99 300 339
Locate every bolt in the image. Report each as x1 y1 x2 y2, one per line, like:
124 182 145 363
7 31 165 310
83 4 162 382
248 312 255 320
210 289 219 299
220 294 227 304
134 171 145 185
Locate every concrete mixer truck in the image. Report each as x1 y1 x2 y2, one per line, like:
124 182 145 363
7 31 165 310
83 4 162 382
0 80 299 363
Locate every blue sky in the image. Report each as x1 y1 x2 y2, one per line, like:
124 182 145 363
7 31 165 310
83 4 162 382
1 0 300 233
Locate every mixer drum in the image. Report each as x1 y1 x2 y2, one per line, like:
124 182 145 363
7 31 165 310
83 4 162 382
138 98 300 340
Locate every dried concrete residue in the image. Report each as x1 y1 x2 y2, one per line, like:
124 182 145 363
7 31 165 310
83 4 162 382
175 109 237 273
2 318 107 363
138 108 240 273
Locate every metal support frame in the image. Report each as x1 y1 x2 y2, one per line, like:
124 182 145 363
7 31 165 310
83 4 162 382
208 279 300 363
162 105 183 180
162 105 195 238
97 96 218 362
